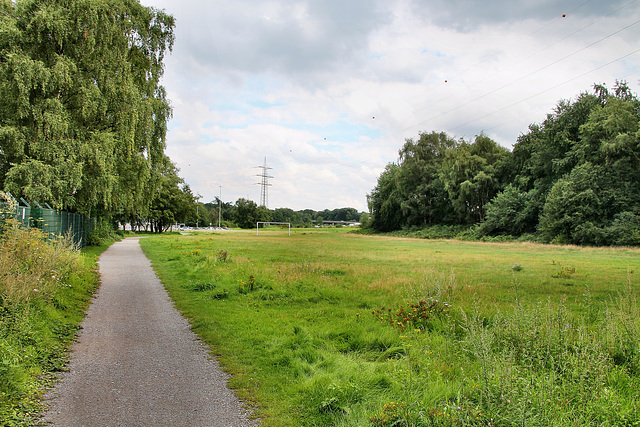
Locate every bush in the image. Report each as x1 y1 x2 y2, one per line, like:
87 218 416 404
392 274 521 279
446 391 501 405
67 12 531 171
86 218 119 246
387 224 472 240
478 184 539 237
605 211 640 246
539 164 621 245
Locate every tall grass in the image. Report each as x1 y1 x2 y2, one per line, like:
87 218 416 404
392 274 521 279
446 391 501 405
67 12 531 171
140 230 640 426
0 221 82 302
0 219 99 426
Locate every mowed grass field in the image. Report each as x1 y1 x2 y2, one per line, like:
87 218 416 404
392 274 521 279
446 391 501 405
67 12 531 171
140 228 640 426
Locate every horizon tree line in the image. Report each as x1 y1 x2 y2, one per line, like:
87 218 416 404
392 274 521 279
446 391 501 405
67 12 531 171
367 81 640 246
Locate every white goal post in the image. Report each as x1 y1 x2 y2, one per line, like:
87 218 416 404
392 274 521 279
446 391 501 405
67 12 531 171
256 221 291 236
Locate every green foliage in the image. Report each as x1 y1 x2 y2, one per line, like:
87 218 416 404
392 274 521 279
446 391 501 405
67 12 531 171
606 211 640 246
0 0 175 219
189 281 216 292
370 81 640 246
0 221 99 425
478 184 539 236
368 163 404 232
216 250 229 262
396 131 456 228
85 218 119 246
539 163 613 245
369 401 408 426
0 220 80 302
147 159 196 232
551 266 575 279
604 273 640 374
238 274 270 294
486 81 640 245
445 300 638 426
372 299 450 331
387 224 474 240
0 190 17 222
196 202 364 230
233 198 271 229
441 134 510 224
368 131 510 233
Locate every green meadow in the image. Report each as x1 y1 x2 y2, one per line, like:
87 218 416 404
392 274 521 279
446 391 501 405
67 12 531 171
140 228 640 426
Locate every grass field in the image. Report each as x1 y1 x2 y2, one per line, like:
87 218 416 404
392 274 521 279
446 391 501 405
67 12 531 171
140 228 640 426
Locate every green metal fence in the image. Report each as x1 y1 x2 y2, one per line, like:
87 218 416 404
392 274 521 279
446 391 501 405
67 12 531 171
0 193 95 248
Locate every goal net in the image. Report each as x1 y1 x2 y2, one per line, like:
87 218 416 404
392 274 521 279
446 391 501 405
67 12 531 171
256 221 291 236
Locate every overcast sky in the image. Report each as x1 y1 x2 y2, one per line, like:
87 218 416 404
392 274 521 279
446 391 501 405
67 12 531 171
141 0 640 212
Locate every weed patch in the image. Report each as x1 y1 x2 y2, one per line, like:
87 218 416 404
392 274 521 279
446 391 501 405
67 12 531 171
552 266 576 279
189 281 216 292
217 250 229 263
372 299 450 331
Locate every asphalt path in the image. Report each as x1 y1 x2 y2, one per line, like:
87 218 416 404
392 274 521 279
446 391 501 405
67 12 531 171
43 237 257 427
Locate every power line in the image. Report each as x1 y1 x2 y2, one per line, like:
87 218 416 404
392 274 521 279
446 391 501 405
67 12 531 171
177 3 640 202
465 0 640 91
322 11 640 175
405 0 633 122
325 53 639 181
407 18 640 135
452 48 640 135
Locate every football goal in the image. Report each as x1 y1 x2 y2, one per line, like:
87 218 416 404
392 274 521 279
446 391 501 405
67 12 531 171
256 221 291 236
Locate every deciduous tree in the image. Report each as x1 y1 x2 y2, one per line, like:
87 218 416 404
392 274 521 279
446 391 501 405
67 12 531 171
0 0 174 219
234 198 271 229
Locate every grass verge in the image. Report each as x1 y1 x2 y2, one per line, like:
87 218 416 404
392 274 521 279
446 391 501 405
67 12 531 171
141 228 640 426
0 221 103 426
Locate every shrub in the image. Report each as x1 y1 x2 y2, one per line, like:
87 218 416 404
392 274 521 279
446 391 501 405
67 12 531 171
86 219 119 246
606 211 640 246
479 184 539 236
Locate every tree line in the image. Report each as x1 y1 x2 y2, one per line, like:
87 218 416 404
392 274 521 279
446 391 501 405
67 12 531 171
0 0 187 232
182 200 363 230
4 1 637 245
0 0 364 235
367 81 640 246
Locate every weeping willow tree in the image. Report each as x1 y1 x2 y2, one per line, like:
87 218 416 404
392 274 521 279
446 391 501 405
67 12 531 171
0 0 175 219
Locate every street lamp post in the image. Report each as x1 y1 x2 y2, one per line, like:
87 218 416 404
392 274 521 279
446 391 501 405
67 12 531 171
218 186 222 228
195 194 201 228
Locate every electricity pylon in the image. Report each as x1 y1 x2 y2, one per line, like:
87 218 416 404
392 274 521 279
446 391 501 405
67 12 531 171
256 157 273 208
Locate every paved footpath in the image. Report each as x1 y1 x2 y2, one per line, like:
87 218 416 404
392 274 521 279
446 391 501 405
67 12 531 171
43 237 257 427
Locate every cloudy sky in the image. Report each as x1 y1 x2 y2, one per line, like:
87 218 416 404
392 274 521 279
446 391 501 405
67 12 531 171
141 0 640 212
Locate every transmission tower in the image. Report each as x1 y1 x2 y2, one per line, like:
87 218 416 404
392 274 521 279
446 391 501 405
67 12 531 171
256 157 273 208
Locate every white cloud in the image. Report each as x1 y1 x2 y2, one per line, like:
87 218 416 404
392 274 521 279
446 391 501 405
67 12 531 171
143 0 640 211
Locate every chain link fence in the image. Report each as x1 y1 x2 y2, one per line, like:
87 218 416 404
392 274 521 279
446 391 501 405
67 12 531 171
0 192 95 248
